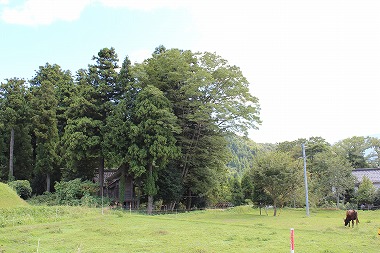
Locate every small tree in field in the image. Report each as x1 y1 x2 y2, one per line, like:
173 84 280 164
251 151 302 216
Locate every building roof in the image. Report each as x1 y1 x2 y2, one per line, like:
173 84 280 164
352 168 380 185
93 170 118 185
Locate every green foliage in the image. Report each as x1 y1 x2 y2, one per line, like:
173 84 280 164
8 180 32 200
230 177 244 206
366 137 380 167
30 64 63 191
276 136 331 160
333 136 372 168
145 173 158 196
251 151 303 215
0 46 263 211
356 176 376 205
54 178 99 205
310 151 355 207
241 172 254 200
26 191 59 206
0 78 33 181
226 134 257 176
156 164 184 206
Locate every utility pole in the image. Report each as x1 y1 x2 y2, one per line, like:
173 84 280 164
302 143 310 216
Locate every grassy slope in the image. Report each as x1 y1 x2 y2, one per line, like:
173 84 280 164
0 182 28 208
0 207 379 252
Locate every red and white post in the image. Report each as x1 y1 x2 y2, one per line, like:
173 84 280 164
290 228 295 253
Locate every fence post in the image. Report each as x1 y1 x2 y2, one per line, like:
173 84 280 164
290 228 295 253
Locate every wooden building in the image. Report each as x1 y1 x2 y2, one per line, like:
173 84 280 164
96 168 137 208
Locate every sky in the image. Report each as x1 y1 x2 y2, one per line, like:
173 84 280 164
1 0 380 144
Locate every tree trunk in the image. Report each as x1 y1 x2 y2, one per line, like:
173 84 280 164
8 128 14 181
136 179 141 209
119 164 126 203
147 163 153 215
186 189 192 210
99 157 105 196
336 193 339 208
147 195 153 215
46 173 51 192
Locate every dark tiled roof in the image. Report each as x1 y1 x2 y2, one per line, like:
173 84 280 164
93 170 118 184
352 168 380 184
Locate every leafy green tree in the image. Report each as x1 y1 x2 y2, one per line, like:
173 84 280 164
367 137 380 168
356 176 376 206
230 176 244 206
311 151 355 207
241 172 254 202
277 137 330 161
30 65 61 192
251 151 302 216
333 136 371 168
128 85 180 214
156 163 184 210
140 47 261 208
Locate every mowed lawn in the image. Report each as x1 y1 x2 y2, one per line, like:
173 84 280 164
0 206 379 252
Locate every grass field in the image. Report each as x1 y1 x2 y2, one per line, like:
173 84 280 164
0 183 28 208
0 206 379 252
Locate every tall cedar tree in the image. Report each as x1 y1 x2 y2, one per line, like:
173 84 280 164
61 69 102 180
30 64 61 192
0 78 33 181
87 47 119 191
128 85 180 214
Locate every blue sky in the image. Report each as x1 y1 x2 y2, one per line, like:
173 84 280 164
1 0 380 144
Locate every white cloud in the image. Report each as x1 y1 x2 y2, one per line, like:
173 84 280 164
99 0 182 11
1 0 91 25
0 0 186 26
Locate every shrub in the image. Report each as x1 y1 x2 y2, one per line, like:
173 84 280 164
8 180 32 200
54 179 99 206
27 192 59 206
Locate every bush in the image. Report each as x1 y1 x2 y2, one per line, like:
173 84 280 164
8 180 32 199
27 192 59 206
28 179 111 208
54 178 98 205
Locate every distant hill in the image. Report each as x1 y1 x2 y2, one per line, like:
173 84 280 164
0 183 28 208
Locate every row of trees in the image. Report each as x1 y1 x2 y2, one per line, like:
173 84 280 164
0 46 261 213
2 46 379 214
226 136 380 215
